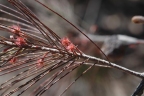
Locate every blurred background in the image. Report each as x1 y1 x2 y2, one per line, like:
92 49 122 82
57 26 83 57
1 0 144 96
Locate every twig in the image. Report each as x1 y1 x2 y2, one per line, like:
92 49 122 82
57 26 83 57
0 39 143 79
132 79 144 96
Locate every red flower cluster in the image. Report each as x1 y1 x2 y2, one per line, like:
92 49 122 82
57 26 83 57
10 25 21 35
15 37 26 46
9 25 27 46
9 57 17 64
66 43 76 52
61 37 71 46
61 37 76 53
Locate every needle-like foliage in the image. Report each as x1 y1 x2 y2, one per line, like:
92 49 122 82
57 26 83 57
0 0 106 95
0 0 144 96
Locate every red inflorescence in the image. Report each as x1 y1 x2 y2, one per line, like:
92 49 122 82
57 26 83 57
15 37 26 46
61 37 71 47
9 57 17 64
66 43 76 52
10 25 21 34
37 59 44 68
61 37 77 53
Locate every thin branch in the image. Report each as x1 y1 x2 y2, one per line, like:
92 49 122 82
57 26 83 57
0 39 143 79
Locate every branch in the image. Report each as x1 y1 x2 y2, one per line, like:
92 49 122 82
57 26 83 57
0 39 143 79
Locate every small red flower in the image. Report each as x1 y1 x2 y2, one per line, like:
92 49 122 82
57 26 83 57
61 37 71 47
10 25 21 34
61 37 81 55
9 57 17 64
37 59 44 68
66 43 76 52
15 37 26 46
